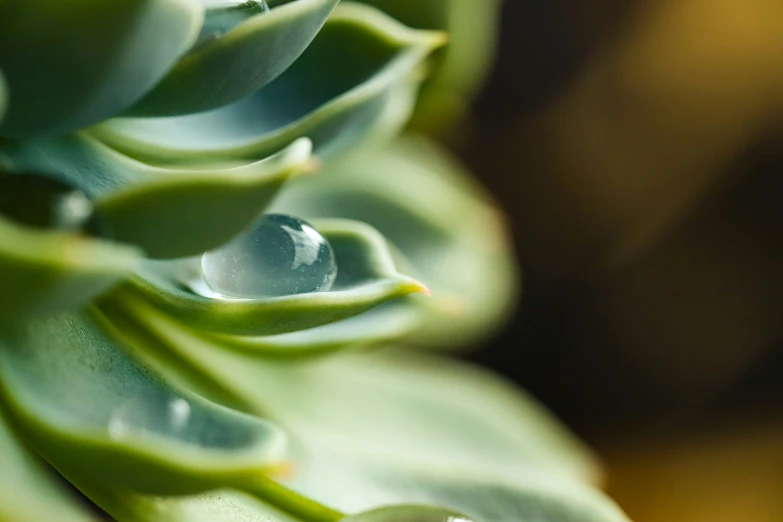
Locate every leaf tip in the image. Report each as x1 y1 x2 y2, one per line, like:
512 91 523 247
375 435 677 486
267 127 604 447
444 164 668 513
267 460 297 481
401 279 431 297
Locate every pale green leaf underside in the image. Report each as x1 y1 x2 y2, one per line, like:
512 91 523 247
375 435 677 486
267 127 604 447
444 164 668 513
0 409 94 522
264 352 621 521
114 219 427 337
246 351 601 488
0 134 313 258
272 137 518 347
0 0 204 137
31 345 621 522
91 3 444 164
0 217 141 320
128 0 340 117
0 310 287 496
333 474 629 522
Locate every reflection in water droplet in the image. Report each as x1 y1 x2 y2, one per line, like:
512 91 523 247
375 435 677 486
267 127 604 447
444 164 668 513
108 392 192 441
342 506 476 522
201 213 337 299
194 0 271 51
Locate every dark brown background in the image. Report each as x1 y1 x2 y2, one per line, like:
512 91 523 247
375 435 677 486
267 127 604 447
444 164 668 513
460 1 783 520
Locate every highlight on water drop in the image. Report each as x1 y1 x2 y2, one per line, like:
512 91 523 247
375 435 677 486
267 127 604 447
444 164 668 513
201 213 337 299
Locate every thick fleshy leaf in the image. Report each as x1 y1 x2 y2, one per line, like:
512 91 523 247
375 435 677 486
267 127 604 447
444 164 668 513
62 323 618 522
342 505 469 522
0 134 314 258
128 0 340 117
249 351 601 486
358 0 502 133
0 0 204 137
252 351 617 521
210 302 423 358
334 475 628 522
114 219 428 336
0 408 95 522
91 3 445 164
0 310 288 495
0 216 140 320
71 485 303 522
0 70 7 123
96 298 425 416
272 136 518 347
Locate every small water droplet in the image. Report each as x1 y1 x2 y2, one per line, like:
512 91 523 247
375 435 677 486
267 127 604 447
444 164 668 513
194 0 271 51
201 213 337 299
108 392 192 441
342 506 476 522
0 173 109 236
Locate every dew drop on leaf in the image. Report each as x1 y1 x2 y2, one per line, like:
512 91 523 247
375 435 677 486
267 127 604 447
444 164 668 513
0 173 109 237
201 213 337 299
108 392 192 441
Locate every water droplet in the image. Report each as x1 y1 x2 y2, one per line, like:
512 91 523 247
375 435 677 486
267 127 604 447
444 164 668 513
108 392 192 441
0 173 109 236
342 506 475 522
194 0 270 51
201 213 337 299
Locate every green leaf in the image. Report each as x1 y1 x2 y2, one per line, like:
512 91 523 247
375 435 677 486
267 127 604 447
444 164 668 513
247 351 618 521
0 216 141 320
0 0 204 137
272 136 518 347
59 323 620 522
0 134 314 258
113 219 428 337
0 310 288 496
69 485 303 522
127 0 340 117
358 0 502 133
337 475 629 522
0 407 95 522
245 350 601 487
341 506 469 522
209 302 423 358
0 70 7 124
91 3 445 164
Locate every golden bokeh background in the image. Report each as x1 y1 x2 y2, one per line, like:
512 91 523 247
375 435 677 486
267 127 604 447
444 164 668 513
463 0 783 520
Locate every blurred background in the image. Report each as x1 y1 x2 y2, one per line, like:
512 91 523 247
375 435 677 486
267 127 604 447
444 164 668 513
455 0 783 521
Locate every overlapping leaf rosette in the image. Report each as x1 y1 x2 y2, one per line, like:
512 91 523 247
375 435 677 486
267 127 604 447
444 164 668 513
0 1 629 521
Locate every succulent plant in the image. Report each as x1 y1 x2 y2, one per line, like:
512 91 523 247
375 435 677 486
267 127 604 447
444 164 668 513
0 1 629 521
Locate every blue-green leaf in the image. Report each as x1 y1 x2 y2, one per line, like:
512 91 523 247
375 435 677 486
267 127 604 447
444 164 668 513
251 351 601 487
273 136 518 347
0 310 288 495
56 333 620 522
0 70 7 124
339 476 628 522
0 134 314 258
128 0 340 117
358 0 502 133
0 407 95 522
113 219 426 337
0 216 140 320
0 0 204 137
91 3 445 164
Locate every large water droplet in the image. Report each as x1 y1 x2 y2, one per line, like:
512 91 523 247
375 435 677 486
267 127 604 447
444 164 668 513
0 173 108 237
108 392 192 441
194 0 270 51
201 213 337 299
342 506 475 522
